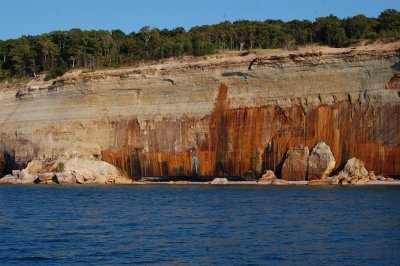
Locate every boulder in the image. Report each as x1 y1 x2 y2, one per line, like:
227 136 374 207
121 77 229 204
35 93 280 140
377 175 387 181
12 170 21 177
15 169 36 184
307 142 336 180
0 174 18 184
210 177 229 184
258 170 277 183
56 172 77 184
25 160 45 174
271 179 289 185
281 144 309 181
344 158 368 177
368 172 378 181
63 157 125 184
330 176 340 185
38 172 55 182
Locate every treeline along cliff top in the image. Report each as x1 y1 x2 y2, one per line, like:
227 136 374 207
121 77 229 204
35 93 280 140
0 9 399 80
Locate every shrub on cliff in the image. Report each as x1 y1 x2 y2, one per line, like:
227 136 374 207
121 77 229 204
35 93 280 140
0 9 399 80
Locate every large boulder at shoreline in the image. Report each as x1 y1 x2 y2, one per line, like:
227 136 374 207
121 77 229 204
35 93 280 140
16 169 36 184
343 158 368 177
281 144 309 181
0 169 36 184
307 142 336 180
0 174 18 184
328 158 381 185
210 177 229 184
258 170 277 183
63 157 124 184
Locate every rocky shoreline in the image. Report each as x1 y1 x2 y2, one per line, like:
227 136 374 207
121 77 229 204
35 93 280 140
0 150 398 186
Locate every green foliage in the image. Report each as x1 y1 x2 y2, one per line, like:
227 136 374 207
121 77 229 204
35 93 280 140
0 9 399 80
57 162 65 172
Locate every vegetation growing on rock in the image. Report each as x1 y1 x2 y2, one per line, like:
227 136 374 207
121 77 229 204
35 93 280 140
0 9 399 80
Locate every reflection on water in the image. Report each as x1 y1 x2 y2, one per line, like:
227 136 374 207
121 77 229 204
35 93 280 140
0 185 399 264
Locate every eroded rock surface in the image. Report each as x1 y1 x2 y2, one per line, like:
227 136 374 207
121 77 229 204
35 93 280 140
307 142 336 180
258 170 277 183
281 144 309 181
0 42 399 180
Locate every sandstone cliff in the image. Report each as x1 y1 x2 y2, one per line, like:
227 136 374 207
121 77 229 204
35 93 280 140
0 42 399 180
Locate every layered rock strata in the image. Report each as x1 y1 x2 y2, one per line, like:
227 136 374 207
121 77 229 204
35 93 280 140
0 43 399 180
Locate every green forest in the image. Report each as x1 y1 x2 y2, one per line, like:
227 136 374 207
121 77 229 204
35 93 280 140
0 9 399 80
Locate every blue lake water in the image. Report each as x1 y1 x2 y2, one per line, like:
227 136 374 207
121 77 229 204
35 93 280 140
0 185 399 265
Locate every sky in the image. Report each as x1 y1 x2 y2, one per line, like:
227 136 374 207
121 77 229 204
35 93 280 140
0 0 399 40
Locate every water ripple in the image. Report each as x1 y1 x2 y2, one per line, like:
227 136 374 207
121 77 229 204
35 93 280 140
0 185 399 264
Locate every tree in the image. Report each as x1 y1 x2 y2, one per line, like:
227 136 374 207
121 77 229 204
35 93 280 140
344 15 374 39
378 9 400 34
314 15 348 47
8 37 36 76
0 9 398 80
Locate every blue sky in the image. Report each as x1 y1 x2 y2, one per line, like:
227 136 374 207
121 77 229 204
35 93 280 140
0 0 399 40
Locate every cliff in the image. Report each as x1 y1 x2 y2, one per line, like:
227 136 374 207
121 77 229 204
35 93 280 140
1 42 399 180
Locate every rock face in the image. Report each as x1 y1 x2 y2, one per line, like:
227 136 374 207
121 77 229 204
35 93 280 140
281 145 309 181
0 43 400 179
307 142 336 180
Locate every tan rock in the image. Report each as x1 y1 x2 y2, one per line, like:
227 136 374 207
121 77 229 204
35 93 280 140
344 158 369 177
63 157 125 184
307 142 336 180
281 144 309 181
349 177 359 185
330 176 340 185
114 176 133 185
38 172 55 182
0 175 18 184
25 160 45 174
377 175 387 181
210 178 229 184
56 172 77 184
12 170 20 177
258 170 277 183
271 179 289 185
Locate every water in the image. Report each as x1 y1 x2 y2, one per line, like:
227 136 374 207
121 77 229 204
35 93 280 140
0 185 399 265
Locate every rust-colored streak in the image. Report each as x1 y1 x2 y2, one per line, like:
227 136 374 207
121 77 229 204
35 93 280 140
102 83 400 180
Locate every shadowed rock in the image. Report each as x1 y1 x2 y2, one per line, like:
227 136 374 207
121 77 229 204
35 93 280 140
307 142 336 180
281 144 309 181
